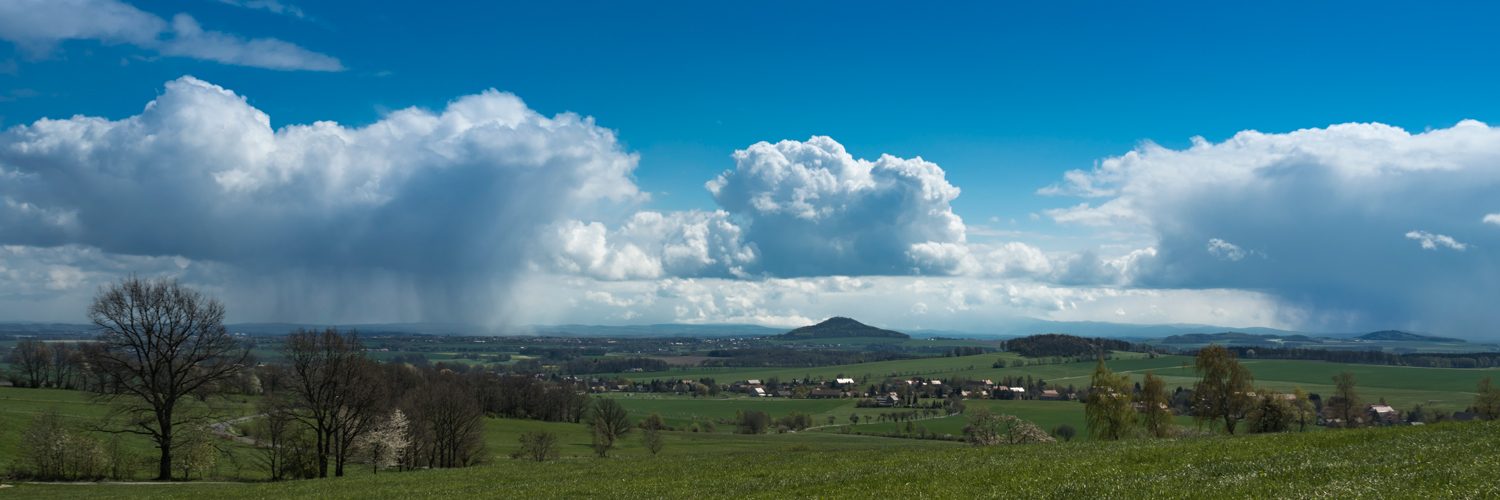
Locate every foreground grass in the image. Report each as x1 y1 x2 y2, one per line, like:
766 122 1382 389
8 421 1498 499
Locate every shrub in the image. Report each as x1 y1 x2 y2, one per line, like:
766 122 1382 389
641 428 665 456
513 431 559 462
1053 424 1076 442
15 410 109 480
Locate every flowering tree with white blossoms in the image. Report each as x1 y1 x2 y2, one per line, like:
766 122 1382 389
356 410 410 473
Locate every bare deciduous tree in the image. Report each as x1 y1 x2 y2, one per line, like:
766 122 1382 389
49 343 83 390
84 276 248 480
8 339 53 388
514 431 559 462
248 394 299 480
281 327 385 478
641 427 665 456
590 398 632 457
418 378 486 468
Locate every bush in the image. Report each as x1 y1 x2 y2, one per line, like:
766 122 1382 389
1053 424 1077 442
14 410 109 480
641 428 665 456
513 431 559 462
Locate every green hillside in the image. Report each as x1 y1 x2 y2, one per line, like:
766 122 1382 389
8 421 1497 499
776 317 909 340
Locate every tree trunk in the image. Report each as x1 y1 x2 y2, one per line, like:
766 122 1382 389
157 434 173 480
156 411 174 480
317 428 330 478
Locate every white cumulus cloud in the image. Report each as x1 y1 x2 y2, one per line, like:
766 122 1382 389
216 0 305 19
706 136 967 276
1405 231 1467 251
548 210 757 281
1040 120 1500 333
0 0 341 71
1207 238 1261 261
0 76 640 323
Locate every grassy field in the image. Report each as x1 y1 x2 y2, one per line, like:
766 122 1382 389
0 387 271 481
1131 358 1494 411
5 346 1494 489
607 393 1197 442
5 420 1496 499
619 352 1496 412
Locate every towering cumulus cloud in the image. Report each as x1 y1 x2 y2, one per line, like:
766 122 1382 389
709 137 967 276
0 76 639 323
550 136 975 279
1043 121 1500 332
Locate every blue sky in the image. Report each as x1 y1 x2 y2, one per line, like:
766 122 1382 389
2 1 1499 337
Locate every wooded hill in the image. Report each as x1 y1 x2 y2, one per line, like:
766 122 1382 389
1001 333 1132 357
775 317 910 340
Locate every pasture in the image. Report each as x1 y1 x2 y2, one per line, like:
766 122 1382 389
5 420 1495 499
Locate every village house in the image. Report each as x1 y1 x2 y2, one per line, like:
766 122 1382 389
1367 404 1398 425
809 389 843 399
1452 412 1486 422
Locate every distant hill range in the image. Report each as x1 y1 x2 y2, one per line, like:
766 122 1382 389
0 323 95 334
1356 330 1465 343
775 317 909 340
1160 330 1466 345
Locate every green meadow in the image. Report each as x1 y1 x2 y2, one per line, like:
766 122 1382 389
5 420 1496 499
617 352 1495 412
2 349 1496 497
